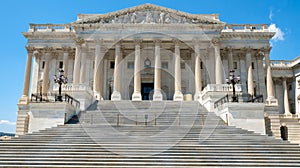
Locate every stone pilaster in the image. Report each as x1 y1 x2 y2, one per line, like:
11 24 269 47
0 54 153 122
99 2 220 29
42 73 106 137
226 47 233 72
73 38 84 84
93 40 104 100
132 39 142 101
30 51 40 94
283 78 291 115
111 42 122 101
173 39 183 101
264 47 278 106
62 47 70 76
19 46 34 104
212 39 223 84
42 47 52 95
245 48 254 96
153 39 163 101
194 43 202 100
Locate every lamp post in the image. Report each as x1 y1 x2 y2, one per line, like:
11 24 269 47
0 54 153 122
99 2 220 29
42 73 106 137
53 69 68 102
226 70 240 102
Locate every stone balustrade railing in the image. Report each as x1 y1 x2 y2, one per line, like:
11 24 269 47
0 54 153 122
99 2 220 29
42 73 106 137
53 83 93 96
29 24 74 32
201 84 242 93
223 24 269 32
270 60 293 67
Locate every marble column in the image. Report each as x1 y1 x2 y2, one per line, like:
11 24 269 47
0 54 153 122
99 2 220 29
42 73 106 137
246 48 254 96
265 48 278 105
213 39 223 84
19 47 34 103
132 39 142 101
30 52 40 94
73 39 84 84
93 40 104 100
227 47 233 71
80 48 87 84
153 40 163 101
283 78 291 115
42 49 51 95
194 43 202 100
173 40 183 101
111 42 122 101
62 47 70 76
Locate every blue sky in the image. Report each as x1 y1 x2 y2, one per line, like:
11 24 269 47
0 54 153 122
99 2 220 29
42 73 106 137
0 0 299 133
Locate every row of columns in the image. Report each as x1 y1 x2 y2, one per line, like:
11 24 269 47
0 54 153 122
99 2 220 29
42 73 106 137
21 42 276 103
109 39 219 101
20 40 229 102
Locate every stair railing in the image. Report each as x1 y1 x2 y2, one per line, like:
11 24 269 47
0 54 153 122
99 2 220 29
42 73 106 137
30 93 80 110
214 94 229 109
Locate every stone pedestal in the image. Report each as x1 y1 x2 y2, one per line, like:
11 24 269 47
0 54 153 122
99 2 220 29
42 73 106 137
153 90 163 101
111 91 122 101
132 92 142 101
173 91 183 101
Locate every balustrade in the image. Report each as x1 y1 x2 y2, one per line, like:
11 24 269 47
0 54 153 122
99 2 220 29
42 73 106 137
223 24 268 32
29 24 73 32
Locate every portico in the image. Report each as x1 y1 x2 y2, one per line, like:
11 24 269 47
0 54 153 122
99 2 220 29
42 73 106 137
17 3 285 137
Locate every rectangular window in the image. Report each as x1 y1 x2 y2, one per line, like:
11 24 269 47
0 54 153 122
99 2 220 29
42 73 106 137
233 62 238 69
201 61 203 69
110 61 115 69
162 62 168 69
127 61 134 69
59 61 63 69
252 62 255 69
42 61 45 69
180 62 185 69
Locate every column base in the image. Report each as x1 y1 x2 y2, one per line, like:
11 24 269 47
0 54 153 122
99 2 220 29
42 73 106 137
18 95 29 105
173 91 183 101
132 92 142 101
265 97 278 106
153 90 163 101
111 91 122 101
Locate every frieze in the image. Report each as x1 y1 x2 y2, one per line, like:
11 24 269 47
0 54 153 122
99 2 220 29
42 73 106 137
74 4 222 25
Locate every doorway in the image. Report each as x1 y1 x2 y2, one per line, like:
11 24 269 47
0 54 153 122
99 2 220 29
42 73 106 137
141 83 154 100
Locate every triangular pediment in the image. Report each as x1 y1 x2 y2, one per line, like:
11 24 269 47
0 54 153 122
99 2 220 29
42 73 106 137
74 4 223 25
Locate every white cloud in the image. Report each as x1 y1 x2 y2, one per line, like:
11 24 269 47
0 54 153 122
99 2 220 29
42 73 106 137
268 23 284 41
0 120 16 125
269 8 273 21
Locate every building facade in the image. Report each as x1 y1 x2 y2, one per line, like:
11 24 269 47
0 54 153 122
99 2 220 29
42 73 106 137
16 4 299 136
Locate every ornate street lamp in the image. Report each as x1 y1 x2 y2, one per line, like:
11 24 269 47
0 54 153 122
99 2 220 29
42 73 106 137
53 69 68 102
226 70 240 102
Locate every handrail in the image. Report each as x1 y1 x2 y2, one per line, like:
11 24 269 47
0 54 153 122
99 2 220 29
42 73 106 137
30 93 80 109
214 94 229 109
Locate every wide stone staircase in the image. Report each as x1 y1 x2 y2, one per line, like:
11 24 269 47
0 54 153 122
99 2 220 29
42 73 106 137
0 101 300 167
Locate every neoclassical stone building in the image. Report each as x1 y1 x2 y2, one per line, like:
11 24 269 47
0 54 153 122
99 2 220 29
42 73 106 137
16 4 299 139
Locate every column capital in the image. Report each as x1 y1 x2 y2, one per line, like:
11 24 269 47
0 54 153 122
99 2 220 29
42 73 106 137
44 46 54 53
153 39 161 45
133 38 142 45
241 46 252 53
172 39 181 46
25 46 35 53
210 38 220 46
256 50 265 57
75 38 85 46
224 46 233 53
62 46 73 53
94 39 104 45
262 46 272 53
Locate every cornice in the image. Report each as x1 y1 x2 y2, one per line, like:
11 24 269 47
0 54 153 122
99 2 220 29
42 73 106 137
22 32 76 39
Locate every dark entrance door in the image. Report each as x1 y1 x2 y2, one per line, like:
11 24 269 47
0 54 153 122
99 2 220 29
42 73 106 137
141 83 154 100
